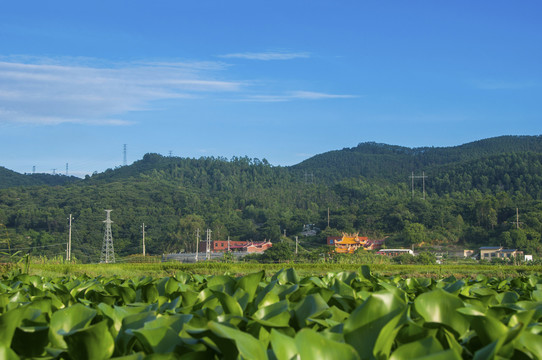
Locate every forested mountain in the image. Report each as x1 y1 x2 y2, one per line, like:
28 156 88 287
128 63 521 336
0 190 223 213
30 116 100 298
0 166 79 189
1 135 542 262
293 135 542 183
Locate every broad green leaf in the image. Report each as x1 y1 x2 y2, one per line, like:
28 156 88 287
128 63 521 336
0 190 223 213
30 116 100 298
414 288 469 337
273 268 300 285
49 303 97 348
174 271 191 284
443 280 465 295
372 308 407 359
105 283 137 304
344 291 406 359
360 265 376 283
0 345 19 360
472 340 502 360
207 275 236 295
295 328 360 360
236 270 264 303
255 289 280 309
515 331 542 358
440 328 464 358
208 321 267 360
212 290 243 317
141 283 159 303
64 320 115 360
412 350 462 360
390 336 444 360
11 323 49 357
97 303 153 336
0 307 24 347
252 300 291 327
116 311 158 354
335 271 357 286
270 329 297 360
330 279 356 300
132 326 181 354
293 293 329 329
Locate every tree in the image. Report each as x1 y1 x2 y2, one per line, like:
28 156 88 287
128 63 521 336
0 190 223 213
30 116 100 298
403 222 428 245
415 251 436 265
260 242 293 263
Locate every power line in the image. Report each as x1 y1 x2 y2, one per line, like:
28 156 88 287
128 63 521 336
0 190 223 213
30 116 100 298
0 243 65 252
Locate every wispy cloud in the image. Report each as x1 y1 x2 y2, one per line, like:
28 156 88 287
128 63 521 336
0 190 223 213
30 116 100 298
219 51 309 61
0 58 241 125
242 91 358 102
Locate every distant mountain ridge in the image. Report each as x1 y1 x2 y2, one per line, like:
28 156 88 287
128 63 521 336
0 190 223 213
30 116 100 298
1 135 541 188
1 135 542 260
291 135 542 182
0 166 79 189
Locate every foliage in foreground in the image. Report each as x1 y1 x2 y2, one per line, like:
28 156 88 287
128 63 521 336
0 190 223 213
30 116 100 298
0 266 542 359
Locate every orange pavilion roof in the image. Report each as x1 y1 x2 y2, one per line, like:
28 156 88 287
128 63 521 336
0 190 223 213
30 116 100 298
335 233 368 245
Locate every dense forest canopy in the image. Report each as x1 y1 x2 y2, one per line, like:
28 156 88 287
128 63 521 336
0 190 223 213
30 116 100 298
1 135 542 262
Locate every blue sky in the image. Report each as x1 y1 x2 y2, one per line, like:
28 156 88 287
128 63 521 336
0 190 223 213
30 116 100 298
1 1 541 177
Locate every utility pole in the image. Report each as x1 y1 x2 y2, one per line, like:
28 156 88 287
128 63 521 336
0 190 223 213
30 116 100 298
100 210 115 263
195 228 200 262
410 172 428 200
512 208 523 229
227 236 230 252
410 172 416 199
206 229 212 260
66 214 72 261
422 171 426 200
295 236 298 255
142 223 146 256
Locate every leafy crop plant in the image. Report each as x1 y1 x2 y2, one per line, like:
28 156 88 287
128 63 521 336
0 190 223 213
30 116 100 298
0 266 541 359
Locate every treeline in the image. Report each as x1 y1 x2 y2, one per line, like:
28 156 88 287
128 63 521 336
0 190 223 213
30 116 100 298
293 135 542 183
0 136 541 262
0 166 78 189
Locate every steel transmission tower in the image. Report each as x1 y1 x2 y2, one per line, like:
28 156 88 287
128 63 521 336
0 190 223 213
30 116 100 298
100 210 115 263
123 144 127 166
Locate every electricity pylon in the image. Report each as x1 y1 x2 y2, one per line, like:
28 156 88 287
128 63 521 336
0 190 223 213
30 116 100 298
100 210 115 263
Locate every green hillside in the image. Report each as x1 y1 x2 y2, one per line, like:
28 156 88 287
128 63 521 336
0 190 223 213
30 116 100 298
292 135 542 182
0 166 79 189
1 135 541 262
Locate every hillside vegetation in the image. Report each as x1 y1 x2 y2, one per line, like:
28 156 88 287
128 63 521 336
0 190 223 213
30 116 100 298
1 135 542 262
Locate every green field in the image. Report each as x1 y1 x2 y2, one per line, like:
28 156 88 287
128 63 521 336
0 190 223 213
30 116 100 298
1 263 542 359
18 262 542 279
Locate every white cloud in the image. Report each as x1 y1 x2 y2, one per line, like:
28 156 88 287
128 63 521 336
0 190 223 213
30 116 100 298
0 58 241 125
290 91 357 100
219 51 310 61
242 91 358 102
0 56 356 125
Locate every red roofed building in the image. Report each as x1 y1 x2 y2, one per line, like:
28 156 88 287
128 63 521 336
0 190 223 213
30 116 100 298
199 240 272 253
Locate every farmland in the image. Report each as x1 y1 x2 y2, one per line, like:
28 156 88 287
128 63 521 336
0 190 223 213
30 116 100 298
1 264 542 359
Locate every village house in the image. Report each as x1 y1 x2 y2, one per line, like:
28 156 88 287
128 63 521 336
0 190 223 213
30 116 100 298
479 246 523 260
199 240 272 253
